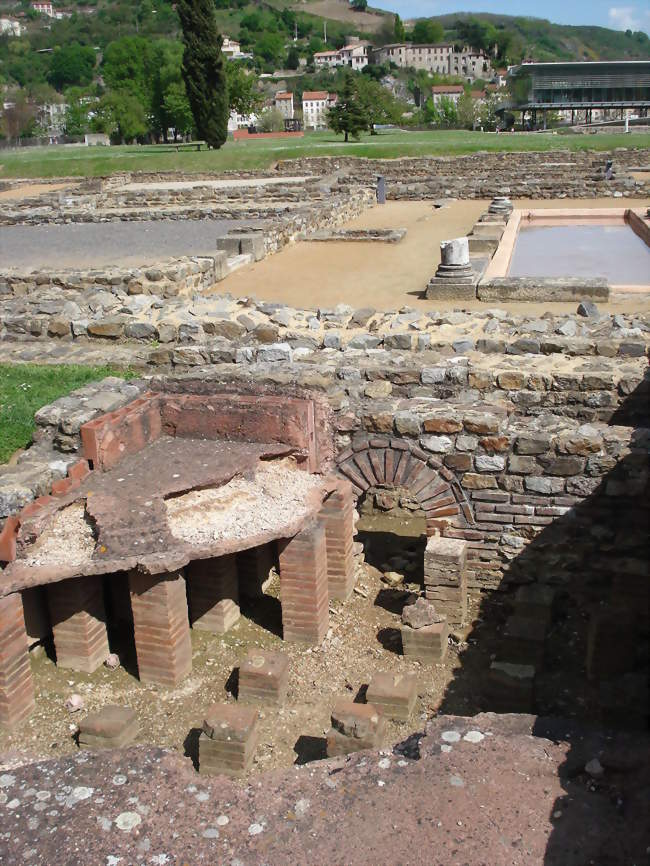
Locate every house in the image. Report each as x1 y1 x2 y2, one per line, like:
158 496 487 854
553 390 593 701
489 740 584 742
314 50 341 69
450 46 492 82
338 42 369 70
372 43 454 75
371 42 491 81
302 91 336 130
431 85 464 106
314 42 369 70
0 17 23 36
222 37 251 60
227 109 259 132
38 101 67 138
274 92 294 119
32 2 54 15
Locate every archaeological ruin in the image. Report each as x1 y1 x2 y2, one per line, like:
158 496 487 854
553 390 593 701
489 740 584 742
0 147 648 864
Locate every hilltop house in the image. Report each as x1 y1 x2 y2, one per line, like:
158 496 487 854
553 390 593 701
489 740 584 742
274 92 294 119
371 42 491 82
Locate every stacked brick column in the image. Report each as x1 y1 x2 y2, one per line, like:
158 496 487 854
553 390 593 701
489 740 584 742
237 544 275 599
423 536 468 626
0 593 35 727
319 480 356 601
278 521 329 644
128 570 192 687
186 555 240 633
47 576 110 673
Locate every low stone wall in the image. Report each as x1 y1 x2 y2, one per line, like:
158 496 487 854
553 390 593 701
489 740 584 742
277 148 650 199
3 366 646 601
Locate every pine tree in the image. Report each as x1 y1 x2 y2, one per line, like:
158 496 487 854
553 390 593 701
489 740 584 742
328 72 368 142
176 0 229 149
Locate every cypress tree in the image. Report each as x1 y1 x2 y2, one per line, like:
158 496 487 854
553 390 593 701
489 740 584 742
176 0 229 149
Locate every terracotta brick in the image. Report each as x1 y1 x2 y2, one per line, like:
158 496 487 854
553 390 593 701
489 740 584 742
0 516 20 563
238 649 289 706
278 523 329 645
199 703 259 777
47 576 110 673
78 705 139 749
0 593 35 727
129 570 192 687
326 699 385 757
366 672 418 721
319 481 355 601
401 621 449 663
68 459 91 484
187 555 239 634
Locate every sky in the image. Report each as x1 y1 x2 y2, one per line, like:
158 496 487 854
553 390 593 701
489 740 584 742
369 0 650 35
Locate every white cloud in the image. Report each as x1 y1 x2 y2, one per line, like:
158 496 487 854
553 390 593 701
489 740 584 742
608 5 650 33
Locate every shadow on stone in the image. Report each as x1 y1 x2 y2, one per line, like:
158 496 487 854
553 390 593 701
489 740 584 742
376 626 402 655
374 587 412 616
183 726 202 771
224 667 239 700
293 734 327 765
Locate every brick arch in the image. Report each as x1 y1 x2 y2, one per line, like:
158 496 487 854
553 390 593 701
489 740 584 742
336 437 473 536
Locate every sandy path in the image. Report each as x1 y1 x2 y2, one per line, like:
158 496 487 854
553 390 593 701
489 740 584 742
0 181 75 201
215 198 650 313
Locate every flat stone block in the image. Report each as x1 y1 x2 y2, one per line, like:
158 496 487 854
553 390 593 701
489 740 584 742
366 672 418 722
486 661 535 713
200 703 259 777
514 585 556 625
425 280 477 301
238 649 289 706
78 705 139 749
502 615 546 666
424 536 467 586
326 700 385 757
401 621 449 663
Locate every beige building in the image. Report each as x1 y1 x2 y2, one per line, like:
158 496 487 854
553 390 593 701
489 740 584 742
274 92 294 119
431 84 464 106
372 43 453 75
372 42 491 81
302 91 337 130
314 43 369 70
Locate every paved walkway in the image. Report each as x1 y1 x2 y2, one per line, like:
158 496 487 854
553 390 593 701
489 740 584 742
0 218 259 269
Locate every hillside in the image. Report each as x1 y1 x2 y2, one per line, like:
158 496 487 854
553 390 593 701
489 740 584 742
431 12 650 63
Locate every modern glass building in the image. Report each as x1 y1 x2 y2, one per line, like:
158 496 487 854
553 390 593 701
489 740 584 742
506 61 650 113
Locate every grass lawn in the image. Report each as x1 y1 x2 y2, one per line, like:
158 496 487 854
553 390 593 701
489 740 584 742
1 129 648 179
0 364 134 464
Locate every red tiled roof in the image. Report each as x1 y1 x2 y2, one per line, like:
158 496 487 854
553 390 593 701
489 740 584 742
303 91 329 100
431 85 464 94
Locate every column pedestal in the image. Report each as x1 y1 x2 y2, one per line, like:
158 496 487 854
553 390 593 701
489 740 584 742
129 570 192 687
0 593 35 727
278 522 329 644
47 576 109 673
319 480 356 601
187 555 240 634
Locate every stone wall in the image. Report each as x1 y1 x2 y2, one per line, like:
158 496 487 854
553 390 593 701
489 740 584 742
277 148 650 199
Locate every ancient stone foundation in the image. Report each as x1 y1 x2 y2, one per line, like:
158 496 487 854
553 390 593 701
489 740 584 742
199 703 259 777
78 705 139 749
326 699 385 757
238 649 289 706
278 523 329 644
0 593 35 727
186 555 240 634
47 576 109 673
366 672 418 722
423 537 469 626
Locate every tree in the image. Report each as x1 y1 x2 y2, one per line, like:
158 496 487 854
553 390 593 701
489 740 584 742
350 0 367 9
47 43 95 91
92 90 148 142
163 82 194 138
176 0 229 148
0 93 37 141
286 46 300 70
412 19 444 44
394 14 405 41
257 107 284 132
456 91 476 129
226 62 262 116
328 71 368 142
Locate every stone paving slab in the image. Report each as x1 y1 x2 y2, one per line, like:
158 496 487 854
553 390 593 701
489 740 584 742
0 712 646 865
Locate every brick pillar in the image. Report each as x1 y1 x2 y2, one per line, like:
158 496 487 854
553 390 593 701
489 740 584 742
129 570 192 687
186 555 240 634
47 576 110 673
278 521 329 644
0 593 35 727
423 536 468 626
319 480 356 601
237 544 275 599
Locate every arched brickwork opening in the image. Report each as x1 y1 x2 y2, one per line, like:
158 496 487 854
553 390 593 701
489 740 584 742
336 437 474 536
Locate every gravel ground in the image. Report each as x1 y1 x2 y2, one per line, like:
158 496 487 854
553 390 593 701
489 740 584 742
0 218 260 269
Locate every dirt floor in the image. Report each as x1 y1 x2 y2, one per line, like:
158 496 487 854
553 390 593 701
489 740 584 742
0 517 602 780
218 197 650 314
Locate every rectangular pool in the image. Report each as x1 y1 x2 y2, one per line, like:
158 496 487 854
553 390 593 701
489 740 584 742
508 224 650 285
